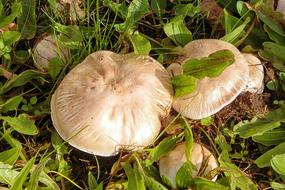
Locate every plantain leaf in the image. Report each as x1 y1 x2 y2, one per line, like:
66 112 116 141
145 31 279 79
0 70 44 95
115 0 149 32
146 135 180 166
128 30 151 55
256 142 285 168
164 15 192 46
234 106 285 138
183 50 235 79
193 177 229 190
0 114 38 135
171 75 198 97
17 0 36 40
271 154 285 176
0 95 23 113
255 3 285 37
252 128 285 146
123 162 146 190
0 2 21 29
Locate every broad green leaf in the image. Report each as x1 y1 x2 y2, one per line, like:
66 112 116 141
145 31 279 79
223 9 243 34
264 25 285 45
255 3 285 37
115 0 149 32
176 162 194 188
234 106 285 138
0 162 19 185
146 135 180 166
144 175 168 190
193 177 229 190
2 31 21 46
88 171 99 190
244 27 270 49
54 23 83 49
128 30 151 55
17 0 36 40
236 1 255 19
174 3 199 17
171 75 198 97
28 158 50 190
123 162 145 190
48 57 63 81
0 114 38 135
252 128 285 146
271 181 285 190
0 70 44 95
10 157 35 190
271 154 285 176
217 0 238 13
263 42 285 62
183 50 235 79
256 142 285 168
151 0 166 18
219 160 258 190
164 15 192 46
104 0 128 18
0 2 21 29
221 17 250 44
0 147 20 165
0 95 23 113
266 80 279 91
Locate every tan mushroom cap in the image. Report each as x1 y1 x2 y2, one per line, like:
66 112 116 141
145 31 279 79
277 0 285 19
51 51 173 156
166 62 182 77
172 39 249 120
242 53 264 94
33 35 69 72
159 142 218 187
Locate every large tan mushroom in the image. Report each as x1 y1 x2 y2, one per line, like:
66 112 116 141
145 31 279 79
172 39 249 120
159 142 218 187
51 51 173 156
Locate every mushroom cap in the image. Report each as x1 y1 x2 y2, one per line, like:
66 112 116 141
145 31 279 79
277 0 285 19
51 51 173 156
172 39 249 120
33 35 69 72
166 62 183 77
242 53 264 94
159 142 218 187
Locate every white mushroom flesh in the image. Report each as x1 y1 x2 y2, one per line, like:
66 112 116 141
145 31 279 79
242 53 264 94
33 35 69 71
173 39 249 120
51 51 173 156
159 142 218 187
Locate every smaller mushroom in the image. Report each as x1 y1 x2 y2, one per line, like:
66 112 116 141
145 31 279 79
159 142 218 187
166 62 182 77
172 39 249 120
276 0 285 19
242 53 264 94
32 35 70 72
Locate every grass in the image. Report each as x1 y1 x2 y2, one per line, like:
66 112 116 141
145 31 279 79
0 0 285 189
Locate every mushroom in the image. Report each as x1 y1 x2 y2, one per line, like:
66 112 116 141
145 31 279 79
172 39 249 120
242 53 264 94
33 35 70 72
276 0 285 19
159 142 218 187
51 51 173 156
